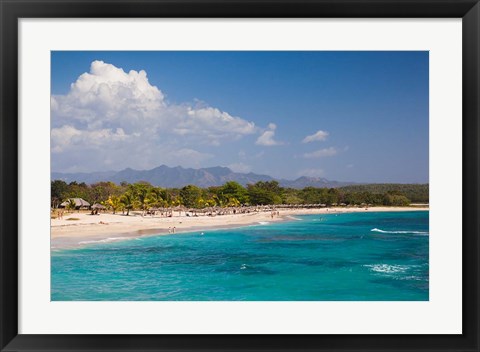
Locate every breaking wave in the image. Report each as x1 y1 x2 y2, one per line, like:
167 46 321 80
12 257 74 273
364 264 411 274
371 228 428 235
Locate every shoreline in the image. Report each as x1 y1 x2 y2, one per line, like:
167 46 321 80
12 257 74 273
51 206 429 249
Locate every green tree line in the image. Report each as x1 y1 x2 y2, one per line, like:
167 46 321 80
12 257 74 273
51 179 428 212
338 183 429 203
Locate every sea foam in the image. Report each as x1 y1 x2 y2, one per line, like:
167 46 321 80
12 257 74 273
371 228 429 235
286 216 303 221
364 264 411 274
78 237 129 245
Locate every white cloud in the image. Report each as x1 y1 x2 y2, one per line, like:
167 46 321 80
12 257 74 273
303 147 338 159
172 106 255 143
51 61 164 128
50 125 82 153
228 162 252 173
51 125 128 153
256 131 277 146
164 148 213 168
255 123 283 146
52 61 256 140
298 168 325 177
51 61 258 171
302 130 329 143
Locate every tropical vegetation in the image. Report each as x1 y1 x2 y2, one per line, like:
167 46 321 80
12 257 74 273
51 179 428 213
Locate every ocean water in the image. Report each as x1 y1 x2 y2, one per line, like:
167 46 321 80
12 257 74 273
51 211 429 301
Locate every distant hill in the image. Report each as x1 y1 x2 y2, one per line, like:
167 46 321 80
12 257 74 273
285 176 352 189
51 165 356 189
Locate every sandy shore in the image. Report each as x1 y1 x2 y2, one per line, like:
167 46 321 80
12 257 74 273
51 206 428 249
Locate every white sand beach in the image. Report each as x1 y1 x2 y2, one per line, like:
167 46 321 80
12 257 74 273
51 206 428 249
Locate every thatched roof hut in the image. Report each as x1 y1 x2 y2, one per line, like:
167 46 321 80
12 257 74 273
91 203 106 210
59 198 90 209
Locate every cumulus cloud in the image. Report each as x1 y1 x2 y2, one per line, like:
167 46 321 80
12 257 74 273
303 147 338 159
172 106 255 145
256 131 277 146
51 61 258 171
302 130 329 143
51 125 128 153
51 61 164 128
255 123 283 146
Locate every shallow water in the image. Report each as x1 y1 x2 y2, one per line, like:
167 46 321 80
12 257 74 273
51 211 429 301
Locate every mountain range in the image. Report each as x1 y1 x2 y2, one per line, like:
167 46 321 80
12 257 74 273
51 165 356 189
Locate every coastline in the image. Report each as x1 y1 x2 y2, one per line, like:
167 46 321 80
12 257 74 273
51 206 429 249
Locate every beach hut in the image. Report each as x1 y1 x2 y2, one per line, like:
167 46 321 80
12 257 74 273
147 207 160 215
59 198 91 210
90 203 106 215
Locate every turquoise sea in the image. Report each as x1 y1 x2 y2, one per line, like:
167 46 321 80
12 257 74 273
51 211 429 301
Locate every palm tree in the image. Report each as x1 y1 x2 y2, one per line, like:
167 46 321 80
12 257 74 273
106 195 122 214
213 194 223 207
120 193 136 216
205 198 217 207
66 198 76 212
227 197 240 207
142 192 157 215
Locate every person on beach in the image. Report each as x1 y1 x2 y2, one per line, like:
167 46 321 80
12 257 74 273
168 227 172 233
173 227 176 233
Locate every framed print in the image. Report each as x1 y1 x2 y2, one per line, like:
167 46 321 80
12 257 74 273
1 0 479 351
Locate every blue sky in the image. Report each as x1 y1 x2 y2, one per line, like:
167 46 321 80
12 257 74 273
51 51 428 183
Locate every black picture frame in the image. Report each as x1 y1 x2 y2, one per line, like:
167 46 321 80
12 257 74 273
1 1 478 351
